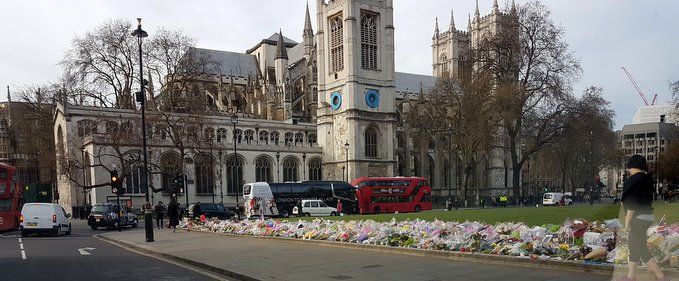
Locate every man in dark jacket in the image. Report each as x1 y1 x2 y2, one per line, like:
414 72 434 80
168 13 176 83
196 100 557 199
619 155 668 281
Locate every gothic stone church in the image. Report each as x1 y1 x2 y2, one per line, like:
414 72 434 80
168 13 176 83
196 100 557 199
54 0 515 211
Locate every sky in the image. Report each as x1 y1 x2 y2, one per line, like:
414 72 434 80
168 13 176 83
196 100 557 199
1 0 677 129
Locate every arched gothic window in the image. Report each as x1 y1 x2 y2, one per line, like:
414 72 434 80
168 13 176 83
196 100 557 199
308 158 322 181
187 126 199 143
125 166 145 194
294 133 304 146
77 119 97 137
397 154 405 176
259 131 269 144
427 155 435 187
361 13 378 70
216 128 227 143
225 155 244 195
234 129 243 144
194 154 214 195
160 153 182 193
284 132 294 146
255 156 272 182
244 130 254 144
330 14 344 73
397 134 405 149
282 157 298 182
364 126 378 158
308 134 317 146
204 127 215 142
441 54 448 74
270 131 280 145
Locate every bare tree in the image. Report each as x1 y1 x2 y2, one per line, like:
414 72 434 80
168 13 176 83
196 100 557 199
478 1 582 199
61 19 137 108
409 67 499 206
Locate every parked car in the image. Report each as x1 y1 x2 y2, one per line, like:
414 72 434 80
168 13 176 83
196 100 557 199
20 203 71 237
87 203 138 230
292 200 339 217
188 203 236 220
543 192 572 206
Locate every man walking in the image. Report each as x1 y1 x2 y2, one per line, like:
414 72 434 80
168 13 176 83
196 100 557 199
154 201 165 229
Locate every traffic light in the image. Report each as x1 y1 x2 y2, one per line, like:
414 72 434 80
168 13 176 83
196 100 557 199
110 169 121 195
172 174 184 195
544 186 548 192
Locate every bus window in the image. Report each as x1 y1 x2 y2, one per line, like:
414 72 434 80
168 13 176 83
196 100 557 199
0 169 7 180
243 184 252 195
270 185 278 194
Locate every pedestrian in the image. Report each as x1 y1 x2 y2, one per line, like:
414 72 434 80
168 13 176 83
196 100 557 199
297 200 304 217
336 199 343 215
193 201 201 219
619 155 668 281
154 201 165 229
168 199 180 233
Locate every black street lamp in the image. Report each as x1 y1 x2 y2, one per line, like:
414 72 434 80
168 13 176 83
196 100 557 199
302 153 307 181
230 113 239 216
219 150 224 204
131 18 153 242
344 141 350 182
654 145 659 200
276 152 281 182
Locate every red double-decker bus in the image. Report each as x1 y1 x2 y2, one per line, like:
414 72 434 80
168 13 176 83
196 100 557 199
352 177 432 214
0 163 22 231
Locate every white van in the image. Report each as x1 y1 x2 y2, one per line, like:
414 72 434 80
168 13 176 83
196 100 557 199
20 203 71 237
243 182 278 219
542 192 573 206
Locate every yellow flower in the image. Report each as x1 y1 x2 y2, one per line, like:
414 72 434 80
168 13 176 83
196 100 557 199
559 244 569 251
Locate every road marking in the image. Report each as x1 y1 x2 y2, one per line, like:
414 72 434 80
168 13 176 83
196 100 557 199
18 238 22 243
19 238 26 260
21 250 26 260
78 247 96 255
20 243 24 250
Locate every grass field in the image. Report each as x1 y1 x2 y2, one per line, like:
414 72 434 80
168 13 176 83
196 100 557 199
290 203 679 226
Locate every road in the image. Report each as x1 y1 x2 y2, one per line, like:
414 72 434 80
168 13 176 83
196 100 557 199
0 220 222 281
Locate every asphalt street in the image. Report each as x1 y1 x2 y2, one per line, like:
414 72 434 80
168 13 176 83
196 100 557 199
0 220 220 281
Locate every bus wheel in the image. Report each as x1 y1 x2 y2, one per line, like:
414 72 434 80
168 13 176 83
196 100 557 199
373 206 381 214
281 210 290 218
415 205 421 212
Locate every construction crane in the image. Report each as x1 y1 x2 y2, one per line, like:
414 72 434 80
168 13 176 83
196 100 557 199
621 67 657 106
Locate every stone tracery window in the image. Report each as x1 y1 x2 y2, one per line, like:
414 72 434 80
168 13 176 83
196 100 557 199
255 156 272 182
259 131 269 144
270 131 280 145
282 157 299 182
244 130 254 144
194 154 214 195
365 126 378 158
216 128 227 143
294 133 304 146
225 155 243 195
330 14 344 73
361 12 378 70
284 132 294 146
308 158 322 181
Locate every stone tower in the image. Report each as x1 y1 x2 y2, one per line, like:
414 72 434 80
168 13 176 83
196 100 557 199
316 0 396 182
431 10 470 78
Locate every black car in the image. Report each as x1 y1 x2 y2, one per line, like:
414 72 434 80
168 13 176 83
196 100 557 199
87 203 138 230
188 203 235 220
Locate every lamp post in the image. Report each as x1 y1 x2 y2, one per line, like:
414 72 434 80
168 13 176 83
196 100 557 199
230 113 239 215
131 18 153 242
219 150 224 204
302 153 307 181
654 145 659 200
344 141 350 182
276 152 280 182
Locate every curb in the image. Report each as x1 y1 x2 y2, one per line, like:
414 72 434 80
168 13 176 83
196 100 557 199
95 234 261 281
186 228 679 277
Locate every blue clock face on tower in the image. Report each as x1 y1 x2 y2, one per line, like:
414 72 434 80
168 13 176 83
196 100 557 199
365 89 380 108
330 91 342 110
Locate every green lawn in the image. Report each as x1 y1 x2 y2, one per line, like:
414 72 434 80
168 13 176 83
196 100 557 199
289 203 678 226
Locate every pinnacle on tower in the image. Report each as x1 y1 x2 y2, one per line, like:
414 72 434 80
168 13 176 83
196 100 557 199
275 29 288 60
468 13 472 30
475 0 480 19
434 17 439 34
493 0 500 14
449 9 455 30
304 1 313 36
511 0 517 14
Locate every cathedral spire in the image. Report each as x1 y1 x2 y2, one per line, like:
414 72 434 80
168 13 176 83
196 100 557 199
510 0 516 14
493 0 500 14
474 0 480 19
275 29 288 60
303 1 313 38
449 9 455 31
468 13 472 31
434 17 439 35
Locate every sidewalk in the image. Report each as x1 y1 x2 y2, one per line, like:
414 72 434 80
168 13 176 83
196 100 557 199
98 228 619 281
